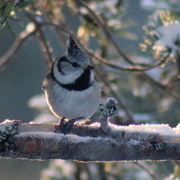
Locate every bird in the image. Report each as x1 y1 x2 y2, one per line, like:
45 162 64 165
42 36 101 134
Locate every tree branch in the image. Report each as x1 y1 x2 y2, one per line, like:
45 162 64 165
0 31 34 68
0 120 180 162
73 0 135 65
26 14 54 68
40 21 172 72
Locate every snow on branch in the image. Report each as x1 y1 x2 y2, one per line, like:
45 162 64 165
0 119 180 162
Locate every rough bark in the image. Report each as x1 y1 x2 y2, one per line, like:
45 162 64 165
0 120 180 162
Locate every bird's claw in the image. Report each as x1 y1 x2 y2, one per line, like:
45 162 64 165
58 117 84 134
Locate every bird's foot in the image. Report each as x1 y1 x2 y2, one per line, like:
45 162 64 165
58 117 84 134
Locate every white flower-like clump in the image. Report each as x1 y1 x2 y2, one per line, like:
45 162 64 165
153 22 180 57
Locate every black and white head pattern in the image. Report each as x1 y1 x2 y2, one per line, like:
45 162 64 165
52 36 94 90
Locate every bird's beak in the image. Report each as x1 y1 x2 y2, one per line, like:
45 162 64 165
87 65 94 70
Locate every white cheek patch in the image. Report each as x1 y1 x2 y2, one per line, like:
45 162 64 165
90 72 94 83
54 64 83 85
59 70 83 84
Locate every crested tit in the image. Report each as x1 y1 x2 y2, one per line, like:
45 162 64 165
42 36 101 133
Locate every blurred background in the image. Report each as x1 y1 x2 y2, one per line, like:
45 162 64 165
0 0 180 179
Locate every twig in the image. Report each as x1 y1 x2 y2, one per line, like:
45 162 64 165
0 21 171 73
73 0 135 65
97 163 107 180
40 22 172 72
98 53 170 72
26 15 54 68
141 73 180 101
36 26 53 68
99 98 118 132
134 162 158 180
0 31 34 68
83 164 94 180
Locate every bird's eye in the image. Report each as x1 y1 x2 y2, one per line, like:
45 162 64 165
71 62 79 67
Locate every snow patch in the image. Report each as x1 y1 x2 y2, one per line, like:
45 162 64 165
153 23 180 56
109 123 180 136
